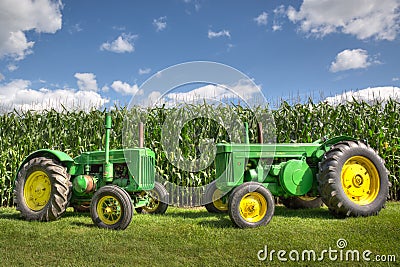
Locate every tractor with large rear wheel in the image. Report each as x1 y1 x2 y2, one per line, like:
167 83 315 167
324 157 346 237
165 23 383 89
204 123 390 228
14 113 168 230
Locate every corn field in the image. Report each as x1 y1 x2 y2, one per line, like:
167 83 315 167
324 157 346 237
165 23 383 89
0 99 399 207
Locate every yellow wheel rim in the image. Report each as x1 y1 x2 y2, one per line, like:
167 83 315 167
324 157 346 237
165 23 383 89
341 156 380 205
143 190 160 212
24 171 51 211
239 192 267 223
212 189 228 211
97 196 122 225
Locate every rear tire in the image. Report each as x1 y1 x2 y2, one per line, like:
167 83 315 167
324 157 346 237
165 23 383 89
228 182 274 228
14 156 71 221
90 185 133 230
280 196 323 209
318 140 389 217
135 182 168 214
204 181 228 213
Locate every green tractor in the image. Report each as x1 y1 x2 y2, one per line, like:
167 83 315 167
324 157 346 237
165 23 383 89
205 123 390 228
13 114 168 230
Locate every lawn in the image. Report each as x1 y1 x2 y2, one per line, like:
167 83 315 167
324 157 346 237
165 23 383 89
0 202 399 267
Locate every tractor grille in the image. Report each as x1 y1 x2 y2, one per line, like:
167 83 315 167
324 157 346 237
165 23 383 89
140 155 155 190
215 152 235 187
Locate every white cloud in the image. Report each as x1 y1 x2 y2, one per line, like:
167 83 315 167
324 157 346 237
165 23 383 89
74 73 98 91
111 81 141 95
325 86 400 105
0 73 4 81
330 49 377 73
145 91 163 106
272 5 286 31
100 33 136 53
101 85 110 92
153 16 167 32
0 79 109 113
287 0 400 40
208 29 231 39
393 77 400 81
254 12 268 26
68 23 83 34
162 79 261 104
0 0 62 60
7 64 18 72
139 68 151 75
272 24 282 31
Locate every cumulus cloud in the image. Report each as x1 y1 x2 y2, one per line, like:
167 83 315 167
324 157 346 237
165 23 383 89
0 0 62 60
325 86 400 105
208 29 231 39
7 64 18 72
153 16 167 32
329 49 378 72
272 5 286 31
139 68 151 75
253 12 268 26
287 0 400 40
111 81 141 95
74 73 98 91
0 79 109 112
157 79 261 105
100 33 136 53
254 12 268 26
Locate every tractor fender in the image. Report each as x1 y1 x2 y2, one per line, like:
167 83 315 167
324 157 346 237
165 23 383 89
322 135 357 147
315 136 357 158
16 149 74 176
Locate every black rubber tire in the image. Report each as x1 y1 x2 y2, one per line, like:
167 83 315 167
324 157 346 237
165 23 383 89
14 156 71 221
135 182 168 214
204 181 228 213
90 185 133 230
228 182 275 228
280 196 323 209
318 140 389 217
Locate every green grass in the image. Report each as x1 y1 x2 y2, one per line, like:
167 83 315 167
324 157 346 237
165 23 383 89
0 203 399 267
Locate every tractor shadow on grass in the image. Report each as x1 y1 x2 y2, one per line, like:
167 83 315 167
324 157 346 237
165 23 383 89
62 210 97 228
163 208 235 228
273 205 337 220
0 210 21 220
163 205 338 229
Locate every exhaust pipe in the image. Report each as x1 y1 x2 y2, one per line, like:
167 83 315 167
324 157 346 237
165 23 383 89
139 122 144 148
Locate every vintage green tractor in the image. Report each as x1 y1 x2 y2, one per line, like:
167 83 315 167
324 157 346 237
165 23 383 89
13 114 168 230
205 123 390 228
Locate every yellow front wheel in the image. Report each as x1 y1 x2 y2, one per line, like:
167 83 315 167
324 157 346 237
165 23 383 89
228 182 274 228
135 182 168 214
204 181 228 213
90 185 133 230
239 192 267 223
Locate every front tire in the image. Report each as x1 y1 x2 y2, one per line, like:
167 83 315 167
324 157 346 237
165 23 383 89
318 140 389 217
14 156 71 221
135 182 168 214
228 182 275 228
204 181 228 213
90 185 133 230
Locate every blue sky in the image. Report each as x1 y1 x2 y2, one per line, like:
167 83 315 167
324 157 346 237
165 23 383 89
0 0 399 111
